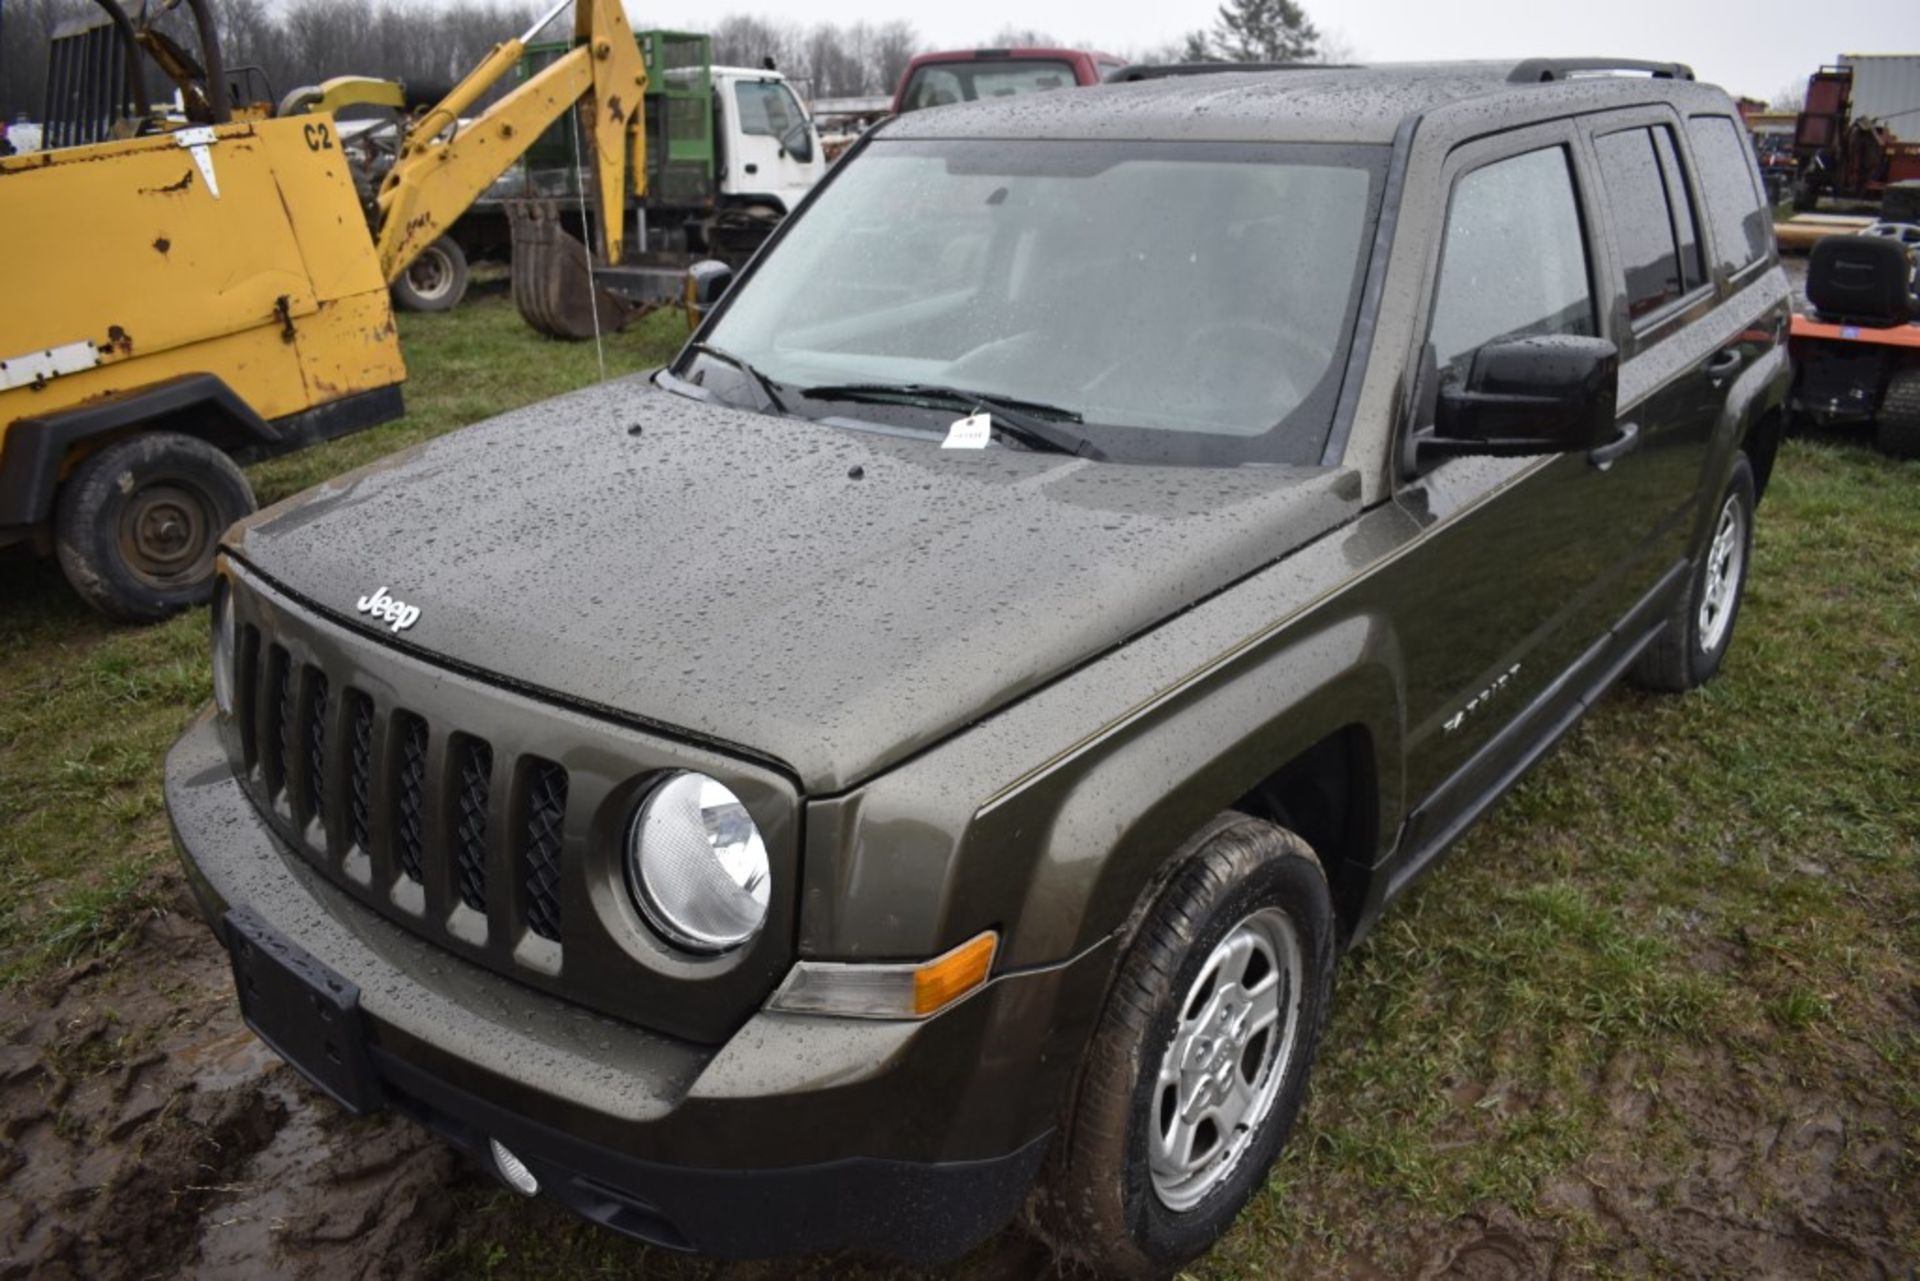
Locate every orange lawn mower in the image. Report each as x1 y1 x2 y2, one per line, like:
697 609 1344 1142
1789 228 1920 458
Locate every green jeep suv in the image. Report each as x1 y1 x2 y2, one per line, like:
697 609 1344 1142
167 57 1789 1277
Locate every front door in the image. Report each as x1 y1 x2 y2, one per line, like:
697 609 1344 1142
1382 125 1645 867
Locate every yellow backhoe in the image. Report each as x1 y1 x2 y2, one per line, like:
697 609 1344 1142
1 0 646 621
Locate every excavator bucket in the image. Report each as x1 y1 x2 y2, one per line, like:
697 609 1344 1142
507 200 640 340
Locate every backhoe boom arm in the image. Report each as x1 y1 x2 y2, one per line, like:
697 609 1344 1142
371 0 645 284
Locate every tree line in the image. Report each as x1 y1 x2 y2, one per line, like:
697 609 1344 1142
2 0 544 123
2 0 1335 125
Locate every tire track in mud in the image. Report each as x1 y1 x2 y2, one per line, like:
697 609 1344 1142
0 878 462 1281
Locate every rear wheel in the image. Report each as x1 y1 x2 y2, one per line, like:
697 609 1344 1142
1632 454 1755 692
1032 814 1335 1279
391 236 469 313
54 432 255 622
1876 367 1920 459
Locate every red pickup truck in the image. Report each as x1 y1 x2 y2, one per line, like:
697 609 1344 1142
891 48 1125 115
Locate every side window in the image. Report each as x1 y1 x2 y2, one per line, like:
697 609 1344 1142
1428 146 1596 379
1686 115 1771 276
1594 127 1686 318
1650 127 1704 292
735 81 802 139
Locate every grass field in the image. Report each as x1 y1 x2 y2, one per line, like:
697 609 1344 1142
0 291 688 981
1 287 1915 1277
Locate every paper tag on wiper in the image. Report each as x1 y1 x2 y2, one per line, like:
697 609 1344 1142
941 412 992 450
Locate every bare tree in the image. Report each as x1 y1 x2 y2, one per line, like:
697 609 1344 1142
1 0 96 122
1770 81 1806 114
0 4 919 129
987 27 1059 48
872 21 919 97
1312 29 1357 65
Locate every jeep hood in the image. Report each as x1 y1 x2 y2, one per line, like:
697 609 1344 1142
228 378 1361 791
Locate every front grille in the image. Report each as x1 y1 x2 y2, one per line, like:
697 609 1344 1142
237 625 260 767
346 690 374 853
263 644 293 798
218 567 799 1043
234 630 577 962
453 739 493 914
522 760 568 942
394 713 428 884
305 669 329 831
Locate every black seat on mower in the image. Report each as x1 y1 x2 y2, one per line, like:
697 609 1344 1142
1806 234 1913 327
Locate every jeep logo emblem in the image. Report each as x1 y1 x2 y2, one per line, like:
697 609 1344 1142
355 585 421 633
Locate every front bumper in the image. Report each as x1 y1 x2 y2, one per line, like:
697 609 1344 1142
166 710 1109 1262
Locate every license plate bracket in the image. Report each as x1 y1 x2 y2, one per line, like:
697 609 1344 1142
224 904 382 1114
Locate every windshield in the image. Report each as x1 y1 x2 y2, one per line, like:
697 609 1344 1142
899 60 1077 111
687 139 1386 466
735 79 805 138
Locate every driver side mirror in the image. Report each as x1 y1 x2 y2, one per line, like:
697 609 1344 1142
1414 335 1619 464
686 259 734 311
780 119 814 165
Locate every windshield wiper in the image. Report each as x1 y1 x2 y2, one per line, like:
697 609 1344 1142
684 343 789 416
801 383 1102 459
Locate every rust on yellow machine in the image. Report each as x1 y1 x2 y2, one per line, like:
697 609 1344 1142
0 0 645 623
0 118 406 439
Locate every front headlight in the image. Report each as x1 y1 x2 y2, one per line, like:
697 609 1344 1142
627 772 771 952
210 573 237 717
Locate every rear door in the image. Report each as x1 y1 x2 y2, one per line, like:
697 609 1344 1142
1574 109 1724 643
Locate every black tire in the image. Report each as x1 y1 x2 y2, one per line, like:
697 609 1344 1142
390 235 469 313
1875 367 1920 459
53 432 255 623
1631 454 1756 693
1032 813 1336 1279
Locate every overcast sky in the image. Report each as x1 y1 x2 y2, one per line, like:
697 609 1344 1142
673 0 1919 102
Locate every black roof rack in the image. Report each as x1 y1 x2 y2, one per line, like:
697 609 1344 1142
1508 57 1695 83
1106 62 1353 84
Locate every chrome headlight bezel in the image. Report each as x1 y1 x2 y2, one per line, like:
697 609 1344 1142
625 771 772 954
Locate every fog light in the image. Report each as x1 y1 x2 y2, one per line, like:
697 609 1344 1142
490 1138 539 1196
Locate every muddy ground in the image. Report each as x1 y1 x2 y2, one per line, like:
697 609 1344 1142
0 874 460 1281
1 867 1910 1281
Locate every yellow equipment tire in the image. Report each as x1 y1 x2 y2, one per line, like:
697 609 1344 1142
54 432 256 624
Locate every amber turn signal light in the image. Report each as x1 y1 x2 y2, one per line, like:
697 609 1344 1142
912 931 998 1016
766 930 1000 1020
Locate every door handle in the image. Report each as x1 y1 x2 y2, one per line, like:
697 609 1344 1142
744 162 759 175
1588 421 1640 470
1704 349 1743 382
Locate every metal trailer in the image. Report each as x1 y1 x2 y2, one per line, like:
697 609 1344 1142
1838 53 1920 137
1791 63 1920 209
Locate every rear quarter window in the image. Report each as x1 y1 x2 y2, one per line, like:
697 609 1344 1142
1686 115 1772 277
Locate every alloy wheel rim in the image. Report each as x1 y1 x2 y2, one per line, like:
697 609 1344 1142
1148 905 1304 1212
1696 494 1745 654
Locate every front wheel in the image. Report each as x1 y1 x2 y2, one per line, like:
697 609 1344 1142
391 236 469 313
1032 814 1336 1279
1632 453 1755 692
53 432 256 623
